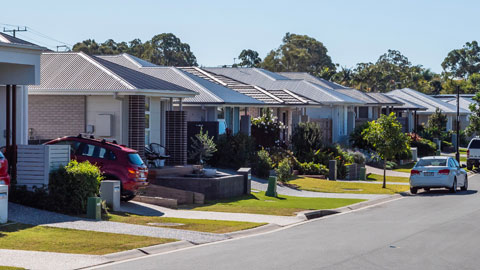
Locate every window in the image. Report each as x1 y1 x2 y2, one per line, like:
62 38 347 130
358 107 369 119
217 107 225 119
415 158 447 167
80 144 115 160
81 143 96 157
55 140 81 155
128 153 144 165
145 97 151 146
469 139 480 149
453 159 460 168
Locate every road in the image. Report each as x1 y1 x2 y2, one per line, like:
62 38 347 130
93 174 480 270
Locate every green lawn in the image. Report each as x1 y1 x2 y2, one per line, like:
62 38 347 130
0 267 25 270
366 174 410 183
107 213 266 233
0 223 175 255
289 177 409 195
460 148 467 154
392 163 415 173
182 191 364 216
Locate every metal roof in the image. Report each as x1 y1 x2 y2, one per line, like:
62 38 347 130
387 96 428 111
445 97 474 112
277 72 349 89
29 52 196 97
180 67 318 106
386 88 470 115
365 92 403 105
98 54 262 105
0 32 46 51
204 67 364 105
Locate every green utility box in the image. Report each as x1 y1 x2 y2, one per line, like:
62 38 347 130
266 176 277 197
359 167 366 181
87 197 102 220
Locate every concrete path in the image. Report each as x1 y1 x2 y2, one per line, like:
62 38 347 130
8 203 229 244
120 201 306 226
0 249 109 270
219 168 389 200
365 165 410 177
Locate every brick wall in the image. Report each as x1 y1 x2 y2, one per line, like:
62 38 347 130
166 111 187 165
28 95 85 140
128 95 146 159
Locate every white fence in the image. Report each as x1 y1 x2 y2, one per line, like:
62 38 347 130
17 145 70 189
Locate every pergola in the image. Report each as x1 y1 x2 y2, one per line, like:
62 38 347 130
0 33 44 178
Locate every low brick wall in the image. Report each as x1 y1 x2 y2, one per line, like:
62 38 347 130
152 172 245 200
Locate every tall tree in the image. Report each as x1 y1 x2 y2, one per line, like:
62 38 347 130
143 33 197 66
362 113 410 188
466 91 480 136
427 108 448 139
72 39 100 54
237 49 262 67
261 33 336 79
442 41 480 78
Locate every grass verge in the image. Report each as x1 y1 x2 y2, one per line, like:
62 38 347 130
289 177 409 195
182 191 364 216
367 174 410 183
107 213 266 233
0 267 25 270
0 223 175 255
392 163 415 173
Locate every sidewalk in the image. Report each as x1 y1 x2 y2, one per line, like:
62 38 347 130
365 165 410 177
0 249 109 270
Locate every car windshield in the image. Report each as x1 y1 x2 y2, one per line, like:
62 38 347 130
415 158 447 167
128 153 144 166
0 151 4 159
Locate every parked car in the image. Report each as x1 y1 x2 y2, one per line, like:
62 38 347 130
466 137 480 170
45 136 148 200
0 151 11 186
410 156 467 194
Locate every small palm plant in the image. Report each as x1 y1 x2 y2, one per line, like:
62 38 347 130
189 128 217 165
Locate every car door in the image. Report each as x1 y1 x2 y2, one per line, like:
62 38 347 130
78 143 105 170
453 159 466 186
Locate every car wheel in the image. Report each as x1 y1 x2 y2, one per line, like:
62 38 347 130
461 176 468 191
410 187 417 194
450 178 457 193
121 194 136 202
424 188 430 191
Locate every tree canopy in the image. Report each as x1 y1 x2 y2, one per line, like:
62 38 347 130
237 49 262 67
72 33 197 66
442 41 480 78
261 33 336 79
466 92 480 137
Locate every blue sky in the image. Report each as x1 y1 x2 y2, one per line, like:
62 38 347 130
2 0 479 72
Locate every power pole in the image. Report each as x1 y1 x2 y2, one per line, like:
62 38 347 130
3 26 27 38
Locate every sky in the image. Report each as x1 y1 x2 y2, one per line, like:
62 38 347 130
2 0 479 73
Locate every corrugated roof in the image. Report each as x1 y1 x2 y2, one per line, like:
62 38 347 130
181 67 319 105
277 72 349 89
445 97 474 112
386 88 470 115
0 32 46 50
204 67 364 105
388 96 427 111
29 52 195 97
98 54 262 105
365 92 403 105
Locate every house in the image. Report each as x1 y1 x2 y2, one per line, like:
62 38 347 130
387 88 471 133
95 54 266 137
0 33 44 177
28 52 197 164
201 68 367 143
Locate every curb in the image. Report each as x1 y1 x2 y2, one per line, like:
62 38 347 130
103 240 194 262
226 223 282 238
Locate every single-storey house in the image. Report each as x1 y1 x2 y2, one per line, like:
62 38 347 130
0 33 44 177
387 88 471 132
28 52 197 163
201 68 367 143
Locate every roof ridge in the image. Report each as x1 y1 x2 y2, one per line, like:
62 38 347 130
173 68 223 103
120 54 144 68
278 88 309 104
77 52 135 90
193 67 229 86
252 68 276 81
252 85 284 103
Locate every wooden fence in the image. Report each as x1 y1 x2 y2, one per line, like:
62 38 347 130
16 145 70 189
310 118 332 143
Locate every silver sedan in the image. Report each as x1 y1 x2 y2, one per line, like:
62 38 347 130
409 156 468 194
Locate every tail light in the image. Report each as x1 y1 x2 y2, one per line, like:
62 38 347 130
411 169 420 175
467 150 470 158
438 169 450 175
127 167 139 178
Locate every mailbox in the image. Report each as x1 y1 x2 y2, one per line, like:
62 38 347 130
237 168 251 194
100 180 121 212
0 185 7 224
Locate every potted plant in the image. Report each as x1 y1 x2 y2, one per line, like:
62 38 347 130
189 128 217 176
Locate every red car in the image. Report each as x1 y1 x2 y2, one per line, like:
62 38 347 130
0 151 11 186
46 136 148 201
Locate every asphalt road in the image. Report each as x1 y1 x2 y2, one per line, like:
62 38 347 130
93 174 480 270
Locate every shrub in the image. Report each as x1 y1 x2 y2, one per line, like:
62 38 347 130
10 160 103 215
275 158 292 183
210 133 256 169
409 133 436 157
269 147 297 168
298 162 328 176
349 122 373 150
291 122 323 162
441 141 454 152
313 144 352 179
251 109 283 148
350 151 366 165
49 160 103 214
254 149 272 179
